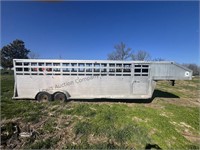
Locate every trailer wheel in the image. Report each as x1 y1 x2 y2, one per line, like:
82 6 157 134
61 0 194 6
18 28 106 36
36 92 52 102
54 92 67 101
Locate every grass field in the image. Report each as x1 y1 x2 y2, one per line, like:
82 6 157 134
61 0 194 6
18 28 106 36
1 74 200 149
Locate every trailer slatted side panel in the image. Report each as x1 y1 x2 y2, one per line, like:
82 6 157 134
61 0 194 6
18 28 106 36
13 59 192 100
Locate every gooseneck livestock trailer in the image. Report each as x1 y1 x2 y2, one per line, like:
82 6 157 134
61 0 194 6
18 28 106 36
12 59 192 101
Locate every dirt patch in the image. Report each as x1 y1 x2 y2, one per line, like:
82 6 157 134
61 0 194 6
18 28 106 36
179 122 194 129
54 122 76 149
1 113 75 149
171 121 195 131
182 132 200 144
154 97 200 107
1 118 38 149
88 134 108 145
143 101 165 110
159 112 173 118
132 116 149 123
170 121 200 144
148 128 157 136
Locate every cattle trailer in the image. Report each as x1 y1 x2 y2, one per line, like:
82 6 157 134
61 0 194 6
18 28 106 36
12 59 192 101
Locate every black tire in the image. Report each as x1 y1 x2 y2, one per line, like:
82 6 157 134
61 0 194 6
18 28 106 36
54 92 67 101
36 92 52 102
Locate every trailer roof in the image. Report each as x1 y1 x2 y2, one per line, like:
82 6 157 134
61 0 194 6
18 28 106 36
13 59 175 64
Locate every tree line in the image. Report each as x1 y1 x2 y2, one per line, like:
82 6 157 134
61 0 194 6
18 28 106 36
0 39 199 76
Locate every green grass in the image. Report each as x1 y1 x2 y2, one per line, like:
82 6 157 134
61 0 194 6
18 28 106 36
1 74 199 149
63 104 97 117
29 137 59 149
165 104 199 134
65 140 127 149
156 77 200 98
66 103 199 149
43 118 57 133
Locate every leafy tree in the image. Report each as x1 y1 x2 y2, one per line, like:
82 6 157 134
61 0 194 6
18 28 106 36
107 42 132 60
1 39 30 69
132 50 151 61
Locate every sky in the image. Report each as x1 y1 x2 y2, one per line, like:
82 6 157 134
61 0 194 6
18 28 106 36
1 1 199 64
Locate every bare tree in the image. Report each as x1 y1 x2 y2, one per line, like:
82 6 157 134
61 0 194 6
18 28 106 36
29 51 40 59
107 42 132 60
153 58 165 61
182 63 200 76
132 50 151 61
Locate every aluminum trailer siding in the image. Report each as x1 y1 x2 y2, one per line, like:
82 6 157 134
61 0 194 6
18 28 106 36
12 59 192 100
